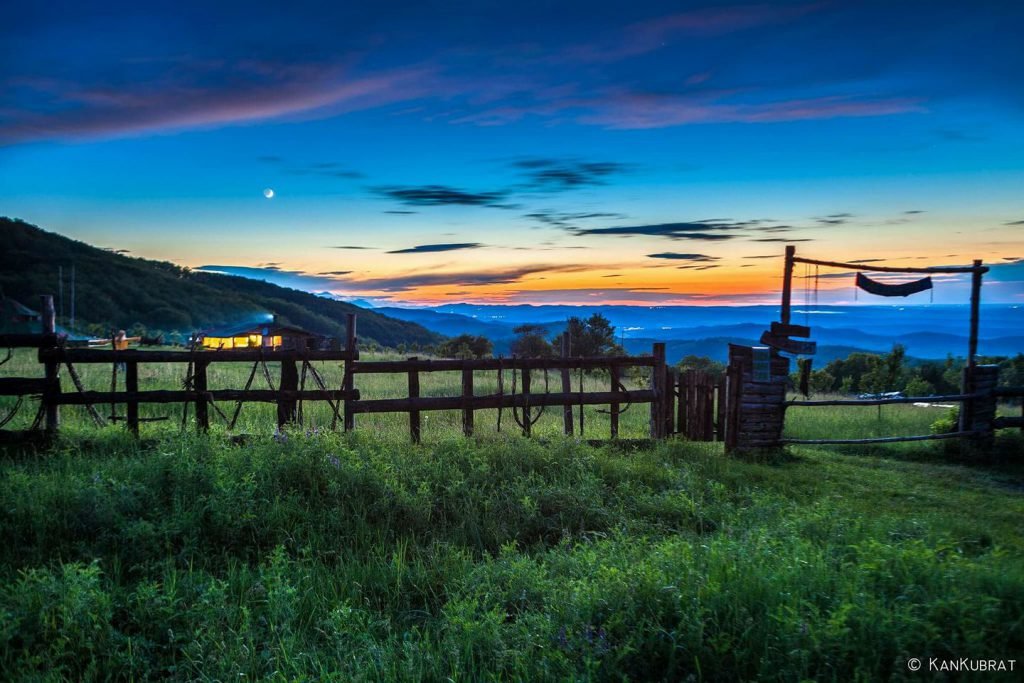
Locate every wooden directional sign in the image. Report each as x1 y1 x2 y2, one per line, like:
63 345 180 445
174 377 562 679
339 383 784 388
770 322 811 338
760 330 817 356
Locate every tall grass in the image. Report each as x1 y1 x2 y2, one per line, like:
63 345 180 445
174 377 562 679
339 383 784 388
1 430 1022 680
0 348 654 440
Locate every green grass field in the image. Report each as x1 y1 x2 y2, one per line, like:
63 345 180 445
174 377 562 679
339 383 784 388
1 349 1022 680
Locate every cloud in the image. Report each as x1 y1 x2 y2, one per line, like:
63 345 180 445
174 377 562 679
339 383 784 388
676 264 720 270
335 263 595 292
524 209 625 230
319 270 353 276
848 258 886 264
935 128 985 142
386 242 484 254
197 264 349 291
513 158 630 191
646 252 719 261
556 2 827 64
743 254 780 259
1005 220 1024 226
330 245 375 249
815 213 853 225
575 91 924 130
569 218 791 240
753 238 815 242
2 59 438 144
384 210 417 215
376 184 509 207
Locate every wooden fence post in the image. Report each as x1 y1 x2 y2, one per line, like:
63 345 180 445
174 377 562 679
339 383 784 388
462 363 474 437
40 295 60 435
521 367 532 437
194 359 209 432
609 365 620 439
665 367 677 436
677 371 687 438
966 364 998 447
560 336 574 436
126 361 139 436
343 313 357 432
650 343 666 438
715 376 727 442
781 245 796 325
278 358 298 427
407 357 420 443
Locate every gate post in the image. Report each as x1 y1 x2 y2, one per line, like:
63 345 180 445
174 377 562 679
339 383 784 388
725 344 788 452
963 365 998 447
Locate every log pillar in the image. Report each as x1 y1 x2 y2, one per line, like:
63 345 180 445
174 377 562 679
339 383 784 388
725 344 788 452
965 364 999 447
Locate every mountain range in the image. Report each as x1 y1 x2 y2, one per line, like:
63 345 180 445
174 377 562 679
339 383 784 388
0 218 440 348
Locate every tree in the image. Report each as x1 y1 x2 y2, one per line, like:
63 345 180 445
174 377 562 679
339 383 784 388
861 344 906 394
437 334 493 359
510 324 553 358
675 354 725 381
552 314 624 357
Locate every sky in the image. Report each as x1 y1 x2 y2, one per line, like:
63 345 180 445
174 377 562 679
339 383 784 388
2 0 1023 307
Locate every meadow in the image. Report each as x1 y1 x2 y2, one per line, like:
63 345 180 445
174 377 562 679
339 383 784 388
1 349 1023 680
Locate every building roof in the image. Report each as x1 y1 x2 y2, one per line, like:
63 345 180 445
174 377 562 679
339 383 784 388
199 320 320 338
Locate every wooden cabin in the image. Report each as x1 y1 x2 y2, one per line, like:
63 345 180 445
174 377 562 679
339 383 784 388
0 296 42 335
198 318 322 351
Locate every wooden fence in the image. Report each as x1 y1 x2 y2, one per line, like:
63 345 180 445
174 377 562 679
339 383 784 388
4 296 721 443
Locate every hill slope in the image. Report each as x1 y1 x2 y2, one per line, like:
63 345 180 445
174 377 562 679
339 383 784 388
0 218 441 348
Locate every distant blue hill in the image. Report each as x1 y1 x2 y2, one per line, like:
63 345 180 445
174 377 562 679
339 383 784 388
379 303 1024 362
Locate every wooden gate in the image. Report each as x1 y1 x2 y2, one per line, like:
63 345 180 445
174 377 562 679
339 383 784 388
673 369 725 441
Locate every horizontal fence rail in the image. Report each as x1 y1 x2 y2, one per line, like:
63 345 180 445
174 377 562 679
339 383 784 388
39 348 359 363
781 431 977 446
785 393 976 407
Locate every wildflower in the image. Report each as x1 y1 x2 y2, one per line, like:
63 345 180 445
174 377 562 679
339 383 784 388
327 455 341 469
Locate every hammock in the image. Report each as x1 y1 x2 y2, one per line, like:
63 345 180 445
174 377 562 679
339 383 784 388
856 272 932 297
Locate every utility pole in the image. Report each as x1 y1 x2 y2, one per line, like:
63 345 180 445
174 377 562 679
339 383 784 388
70 265 76 330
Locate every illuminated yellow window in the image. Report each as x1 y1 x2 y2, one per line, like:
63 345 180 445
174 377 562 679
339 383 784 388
272 335 283 348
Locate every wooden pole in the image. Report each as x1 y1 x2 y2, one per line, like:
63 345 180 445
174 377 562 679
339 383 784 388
665 368 677 436
521 368 531 437
40 295 60 435
407 357 420 443
125 361 139 436
560 336 574 436
609 365 620 439
650 342 666 438
278 358 298 427
716 376 727 442
781 245 796 325
194 360 209 432
968 259 982 368
677 371 687 438
343 313 357 432
462 363 474 437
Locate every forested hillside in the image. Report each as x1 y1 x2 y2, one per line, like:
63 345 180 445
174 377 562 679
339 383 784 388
0 218 441 348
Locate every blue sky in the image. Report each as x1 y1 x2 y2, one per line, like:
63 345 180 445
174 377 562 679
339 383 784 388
2 1 1022 305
